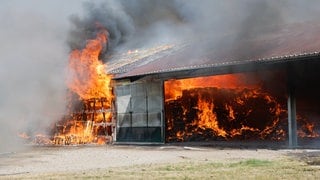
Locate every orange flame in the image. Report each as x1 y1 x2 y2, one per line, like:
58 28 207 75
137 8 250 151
196 98 227 137
67 30 113 102
165 72 319 142
165 74 260 101
51 27 114 145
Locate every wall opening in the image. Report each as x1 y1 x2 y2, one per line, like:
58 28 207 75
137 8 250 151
292 61 320 146
164 69 319 145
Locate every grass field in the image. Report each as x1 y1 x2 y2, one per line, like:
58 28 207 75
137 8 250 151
6 157 320 179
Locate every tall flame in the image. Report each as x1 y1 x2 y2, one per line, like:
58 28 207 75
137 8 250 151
67 30 113 102
51 28 114 145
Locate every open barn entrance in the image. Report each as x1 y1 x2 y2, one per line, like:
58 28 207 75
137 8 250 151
164 69 320 146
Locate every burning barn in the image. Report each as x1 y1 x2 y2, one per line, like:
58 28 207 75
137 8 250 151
33 1 320 148
106 22 320 148
7 1 320 151
39 21 320 149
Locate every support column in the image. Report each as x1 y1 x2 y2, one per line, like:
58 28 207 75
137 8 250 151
287 68 298 148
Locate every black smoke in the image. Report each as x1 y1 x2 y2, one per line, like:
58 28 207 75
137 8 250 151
67 0 189 56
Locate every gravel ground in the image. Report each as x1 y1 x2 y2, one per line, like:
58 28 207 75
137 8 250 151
0 144 293 177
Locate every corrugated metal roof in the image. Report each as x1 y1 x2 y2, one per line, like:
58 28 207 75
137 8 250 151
107 22 320 79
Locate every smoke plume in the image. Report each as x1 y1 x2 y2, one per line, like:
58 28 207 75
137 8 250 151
68 0 320 60
0 1 84 152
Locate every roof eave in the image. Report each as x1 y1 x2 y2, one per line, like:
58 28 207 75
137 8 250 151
112 51 320 80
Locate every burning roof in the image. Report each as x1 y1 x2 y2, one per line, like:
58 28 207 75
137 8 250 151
107 22 320 79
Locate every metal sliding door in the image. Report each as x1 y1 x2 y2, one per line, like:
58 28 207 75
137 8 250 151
115 81 163 143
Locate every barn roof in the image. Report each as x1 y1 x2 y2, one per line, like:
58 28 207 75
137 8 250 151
106 22 320 79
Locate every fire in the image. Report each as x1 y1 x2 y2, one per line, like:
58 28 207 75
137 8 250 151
165 74 260 101
165 72 319 142
51 27 114 145
297 115 320 138
196 98 227 137
67 30 112 101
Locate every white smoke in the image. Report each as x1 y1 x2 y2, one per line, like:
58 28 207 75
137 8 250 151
0 0 85 152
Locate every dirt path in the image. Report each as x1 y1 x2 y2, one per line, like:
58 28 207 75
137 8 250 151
0 145 293 177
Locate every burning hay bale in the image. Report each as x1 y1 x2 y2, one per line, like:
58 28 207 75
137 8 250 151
165 87 288 142
164 72 320 143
